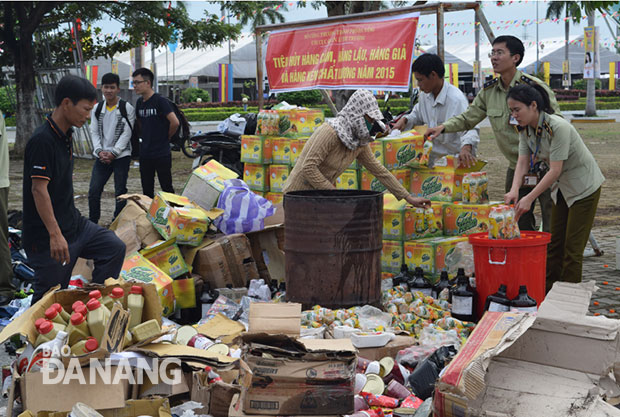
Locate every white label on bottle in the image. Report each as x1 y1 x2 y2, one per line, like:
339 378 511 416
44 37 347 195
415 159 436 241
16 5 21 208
510 306 538 313
488 301 510 312
420 288 433 297
452 296 473 315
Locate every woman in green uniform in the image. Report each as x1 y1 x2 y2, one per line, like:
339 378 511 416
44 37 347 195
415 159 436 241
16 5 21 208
504 83 604 291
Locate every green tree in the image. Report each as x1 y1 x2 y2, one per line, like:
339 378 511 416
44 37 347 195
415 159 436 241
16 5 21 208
181 87 210 103
545 1 619 116
224 1 287 33
0 1 241 154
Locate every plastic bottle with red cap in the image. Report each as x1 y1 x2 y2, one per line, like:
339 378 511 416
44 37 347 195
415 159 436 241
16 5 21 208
86 298 108 344
51 302 71 323
108 287 126 309
127 285 144 330
89 289 111 318
45 305 67 327
72 300 86 313
66 312 91 346
34 320 58 347
71 336 99 356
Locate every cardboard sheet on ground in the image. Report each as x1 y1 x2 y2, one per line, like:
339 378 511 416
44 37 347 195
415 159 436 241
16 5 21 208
130 342 237 365
248 302 301 336
197 313 246 339
435 280 620 417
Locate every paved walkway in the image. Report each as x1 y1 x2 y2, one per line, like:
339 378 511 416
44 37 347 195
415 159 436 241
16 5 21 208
585 225 620 317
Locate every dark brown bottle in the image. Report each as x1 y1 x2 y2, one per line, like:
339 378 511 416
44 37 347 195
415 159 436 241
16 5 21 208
451 274 475 322
510 285 537 312
484 284 510 312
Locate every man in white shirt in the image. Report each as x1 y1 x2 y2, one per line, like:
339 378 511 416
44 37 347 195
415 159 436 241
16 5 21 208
393 54 479 167
88 73 135 224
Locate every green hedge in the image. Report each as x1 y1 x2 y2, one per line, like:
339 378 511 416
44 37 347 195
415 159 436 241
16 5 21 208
5 117 15 127
559 101 620 111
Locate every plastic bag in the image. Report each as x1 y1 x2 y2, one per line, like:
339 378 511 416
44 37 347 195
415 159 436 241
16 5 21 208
445 241 475 277
356 305 392 332
218 113 246 136
215 179 275 234
248 279 272 301
407 345 457 400
418 326 461 349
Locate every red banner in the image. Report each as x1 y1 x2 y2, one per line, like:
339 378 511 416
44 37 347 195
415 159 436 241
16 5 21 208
266 13 419 92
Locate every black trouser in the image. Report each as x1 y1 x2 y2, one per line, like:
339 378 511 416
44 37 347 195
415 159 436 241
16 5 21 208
139 154 174 198
88 156 131 224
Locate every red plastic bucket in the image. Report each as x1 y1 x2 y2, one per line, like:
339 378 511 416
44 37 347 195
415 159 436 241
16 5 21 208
468 231 551 319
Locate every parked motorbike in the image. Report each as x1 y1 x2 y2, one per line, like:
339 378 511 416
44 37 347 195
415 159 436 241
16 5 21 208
382 88 419 128
182 113 257 176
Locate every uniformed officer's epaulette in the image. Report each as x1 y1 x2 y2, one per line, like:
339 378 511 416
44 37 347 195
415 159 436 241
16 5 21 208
483 78 499 90
543 119 553 136
518 75 536 86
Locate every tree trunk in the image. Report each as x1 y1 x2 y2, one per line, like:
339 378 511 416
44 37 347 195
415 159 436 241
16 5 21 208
13 33 40 156
585 12 596 117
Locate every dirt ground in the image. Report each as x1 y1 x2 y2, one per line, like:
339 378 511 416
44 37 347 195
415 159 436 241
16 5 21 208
7 122 620 227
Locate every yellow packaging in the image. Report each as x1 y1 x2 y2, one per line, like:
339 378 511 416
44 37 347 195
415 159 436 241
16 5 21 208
266 192 284 205
336 169 359 190
172 278 196 309
433 236 468 275
269 164 291 193
277 108 325 136
131 318 162 343
271 137 292 165
243 163 270 192
181 159 238 210
410 157 487 202
383 193 407 240
382 240 404 273
443 202 501 236
290 137 309 166
241 135 272 164
381 131 425 169
120 253 175 316
147 192 214 246
360 170 386 192
369 140 384 165
404 238 436 276
404 204 443 240
390 168 411 191
140 238 189 279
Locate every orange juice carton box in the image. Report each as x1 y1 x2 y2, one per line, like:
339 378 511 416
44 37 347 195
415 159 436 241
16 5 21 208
243 163 270 192
147 192 217 246
269 164 291 192
241 135 272 164
404 204 444 240
290 136 309 166
271 137 292 165
383 193 407 240
443 202 501 236
381 131 425 169
336 169 360 190
390 168 411 191
369 140 384 165
382 240 404 274
410 169 457 202
265 192 284 205
432 236 468 276
182 159 238 210
277 108 325 136
360 169 386 192
120 252 175 316
404 238 436 276
140 238 189 279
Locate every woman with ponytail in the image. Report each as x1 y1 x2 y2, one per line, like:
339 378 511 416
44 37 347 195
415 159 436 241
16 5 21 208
505 83 604 291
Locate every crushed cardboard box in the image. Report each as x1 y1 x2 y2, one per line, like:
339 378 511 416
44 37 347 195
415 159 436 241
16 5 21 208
17 398 173 417
239 334 356 415
110 194 160 247
191 371 241 417
248 303 301 337
435 280 620 417
357 335 416 361
182 159 239 211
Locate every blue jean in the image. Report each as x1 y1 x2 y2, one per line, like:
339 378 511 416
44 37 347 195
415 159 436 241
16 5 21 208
27 217 126 304
88 156 131 224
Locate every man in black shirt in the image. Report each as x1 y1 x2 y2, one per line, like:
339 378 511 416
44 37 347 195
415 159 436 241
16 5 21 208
23 75 126 303
132 68 179 198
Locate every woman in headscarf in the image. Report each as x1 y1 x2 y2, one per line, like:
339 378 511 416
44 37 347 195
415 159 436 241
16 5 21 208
283 90 431 207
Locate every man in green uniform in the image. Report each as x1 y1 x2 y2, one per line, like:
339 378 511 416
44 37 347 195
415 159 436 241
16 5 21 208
425 35 561 232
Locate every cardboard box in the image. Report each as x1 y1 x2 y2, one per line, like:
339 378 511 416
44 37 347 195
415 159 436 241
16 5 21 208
410 157 487 202
192 373 241 417
248 303 301 336
110 195 161 247
182 159 239 210
404 204 443 240
357 335 416 361
120 253 175 316
271 137 292 165
243 163 270 192
276 108 324 137
381 131 424 169
390 168 411 191
269 164 291 193
265 192 283 205
193 234 259 289
229 393 337 417
138 365 191 399
246 225 285 283
140 238 189 279
335 169 359 190
435 281 620 417
383 193 407 240
359 169 386 192
240 334 355 415
404 237 468 277
443 202 501 236
241 135 272 164
369 140 384 165
382 240 404 273
147 192 215 246
289 137 308 166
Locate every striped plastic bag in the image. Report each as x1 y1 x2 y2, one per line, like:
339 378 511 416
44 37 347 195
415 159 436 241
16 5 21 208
215 179 275 234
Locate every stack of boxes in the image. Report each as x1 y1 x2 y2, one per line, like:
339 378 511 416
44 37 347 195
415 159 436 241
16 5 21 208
241 108 325 205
